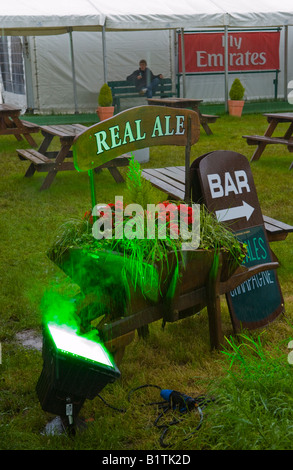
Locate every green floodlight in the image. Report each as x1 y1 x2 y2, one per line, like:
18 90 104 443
46 323 114 367
36 323 120 431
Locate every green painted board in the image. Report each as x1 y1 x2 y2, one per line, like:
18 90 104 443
72 105 200 172
226 225 284 330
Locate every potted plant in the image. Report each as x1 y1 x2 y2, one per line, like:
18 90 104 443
228 78 245 117
96 83 114 121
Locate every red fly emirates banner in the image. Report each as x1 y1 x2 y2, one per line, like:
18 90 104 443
178 31 280 73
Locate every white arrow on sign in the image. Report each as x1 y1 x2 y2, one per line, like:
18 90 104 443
216 201 254 223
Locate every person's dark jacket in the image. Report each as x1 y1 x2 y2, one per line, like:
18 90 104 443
126 67 160 91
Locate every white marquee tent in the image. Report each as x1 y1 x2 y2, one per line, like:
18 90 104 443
1 0 293 113
2 0 293 34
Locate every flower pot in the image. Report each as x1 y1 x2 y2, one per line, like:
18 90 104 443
48 247 239 321
96 106 115 121
228 100 244 117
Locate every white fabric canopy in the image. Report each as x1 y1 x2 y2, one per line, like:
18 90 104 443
0 0 104 35
101 1 227 31
218 0 293 28
103 0 293 30
1 0 293 36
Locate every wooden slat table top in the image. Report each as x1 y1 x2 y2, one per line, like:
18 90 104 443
263 112 293 122
142 166 185 200
142 167 185 189
147 98 203 107
0 103 21 114
146 166 186 184
243 134 293 144
40 123 87 138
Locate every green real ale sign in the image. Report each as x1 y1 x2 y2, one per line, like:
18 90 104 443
72 106 200 172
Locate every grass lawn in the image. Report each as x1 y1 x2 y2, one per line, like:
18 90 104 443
0 111 293 450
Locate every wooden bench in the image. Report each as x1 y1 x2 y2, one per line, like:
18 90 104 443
108 78 177 113
243 135 293 170
244 134 293 150
18 146 130 181
17 148 54 175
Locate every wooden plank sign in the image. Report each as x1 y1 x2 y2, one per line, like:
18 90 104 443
192 150 284 330
72 105 200 172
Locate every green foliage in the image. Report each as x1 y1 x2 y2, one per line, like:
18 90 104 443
229 78 245 100
189 333 293 450
199 205 245 262
124 154 158 208
98 83 113 107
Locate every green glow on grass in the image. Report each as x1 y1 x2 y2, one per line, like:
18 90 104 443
41 289 81 331
47 323 114 368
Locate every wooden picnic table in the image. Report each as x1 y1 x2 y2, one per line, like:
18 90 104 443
17 124 87 190
243 112 293 169
17 123 130 190
147 97 219 135
0 103 39 146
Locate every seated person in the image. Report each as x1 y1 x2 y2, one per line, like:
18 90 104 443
127 59 163 98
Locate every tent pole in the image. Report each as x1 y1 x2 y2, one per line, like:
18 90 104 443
284 25 288 100
180 28 186 98
102 25 108 83
22 37 35 112
224 26 229 112
68 29 79 114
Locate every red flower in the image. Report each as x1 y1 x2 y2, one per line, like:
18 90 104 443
161 201 170 207
169 222 180 236
83 210 93 224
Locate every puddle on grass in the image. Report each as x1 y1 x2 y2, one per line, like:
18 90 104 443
15 330 43 351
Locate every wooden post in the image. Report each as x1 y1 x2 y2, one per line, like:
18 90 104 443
184 115 191 203
206 252 224 350
88 169 97 215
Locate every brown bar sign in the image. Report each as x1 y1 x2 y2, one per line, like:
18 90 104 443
192 150 284 330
